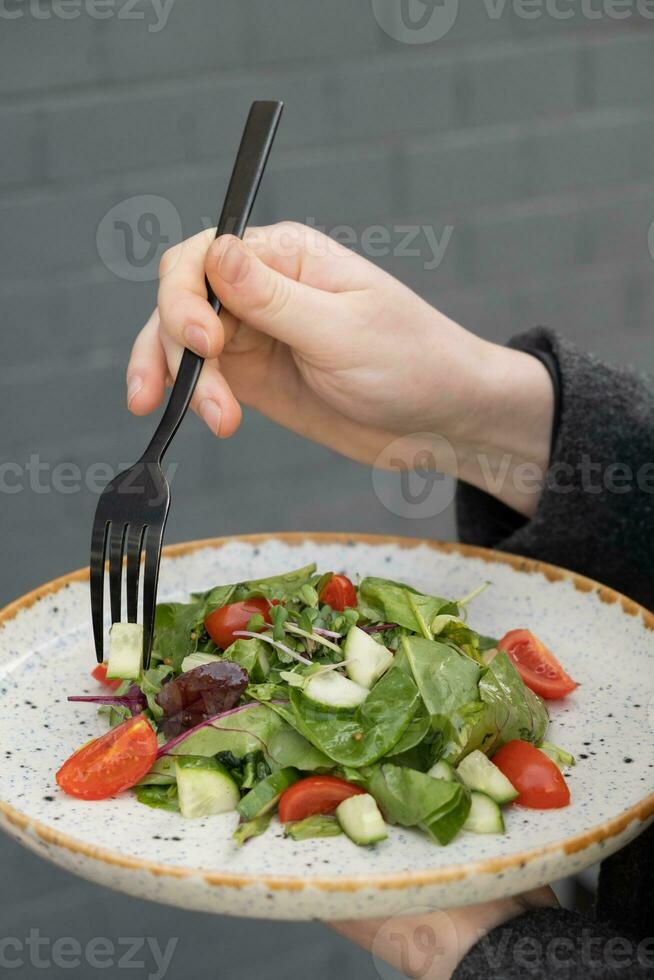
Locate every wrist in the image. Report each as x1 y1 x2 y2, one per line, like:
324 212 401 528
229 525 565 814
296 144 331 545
454 341 555 517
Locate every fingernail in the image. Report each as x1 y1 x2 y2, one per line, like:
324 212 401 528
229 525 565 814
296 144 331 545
199 399 222 436
215 238 249 285
184 324 210 357
127 375 143 408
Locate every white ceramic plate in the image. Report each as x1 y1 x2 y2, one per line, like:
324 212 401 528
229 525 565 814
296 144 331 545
1 533 653 921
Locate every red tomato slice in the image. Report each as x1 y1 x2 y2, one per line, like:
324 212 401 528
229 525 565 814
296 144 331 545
204 599 272 650
278 775 365 823
56 716 158 801
492 740 570 809
318 575 357 612
498 629 578 700
91 662 122 691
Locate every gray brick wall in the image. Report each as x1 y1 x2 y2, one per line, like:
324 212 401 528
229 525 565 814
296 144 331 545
1 3 653 978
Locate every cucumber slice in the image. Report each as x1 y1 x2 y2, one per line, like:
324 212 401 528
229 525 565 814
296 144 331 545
427 760 457 782
456 750 518 805
107 623 143 680
236 768 299 822
344 626 393 689
304 671 369 711
181 652 222 673
463 791 505 834
175 755 240 819
336 794 388 845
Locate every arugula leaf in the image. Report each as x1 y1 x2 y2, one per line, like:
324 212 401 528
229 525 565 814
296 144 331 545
358 577 457 633
233 812 273 846
270 668 421 768
284 815 343 841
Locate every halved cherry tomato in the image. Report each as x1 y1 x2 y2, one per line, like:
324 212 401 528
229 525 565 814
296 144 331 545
204 599 272 650
56 715 158 801
492 740 570 809
278 775 365 823
91 662 122 691
319 575 357 612
498 629 578 700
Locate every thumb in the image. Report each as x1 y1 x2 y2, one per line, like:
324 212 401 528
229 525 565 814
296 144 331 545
205 235 340 348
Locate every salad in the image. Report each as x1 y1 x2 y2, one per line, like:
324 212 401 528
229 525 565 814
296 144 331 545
57 564 577 848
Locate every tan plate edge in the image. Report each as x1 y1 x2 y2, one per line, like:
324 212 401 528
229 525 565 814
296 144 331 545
1 531 653 894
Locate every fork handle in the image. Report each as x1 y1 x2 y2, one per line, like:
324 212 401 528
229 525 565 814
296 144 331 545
143 100 284 464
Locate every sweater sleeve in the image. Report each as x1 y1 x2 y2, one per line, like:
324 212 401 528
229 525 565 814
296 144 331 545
454 328 654 979
456 327 654 611
452 908 654 979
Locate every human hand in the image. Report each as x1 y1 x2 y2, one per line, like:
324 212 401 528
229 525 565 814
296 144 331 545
127 223 553 516
330 885 558 980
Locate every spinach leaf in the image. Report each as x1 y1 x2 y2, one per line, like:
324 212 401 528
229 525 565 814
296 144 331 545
135 783 179 812
222 638 270 683
365 764 467 832
358 577 457 633
234 563 317 602
400 636 480 716
273 668 421 768
476 651 549 752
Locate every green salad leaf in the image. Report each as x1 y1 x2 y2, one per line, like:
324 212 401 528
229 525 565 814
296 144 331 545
271 668 421 768
357 576 458 633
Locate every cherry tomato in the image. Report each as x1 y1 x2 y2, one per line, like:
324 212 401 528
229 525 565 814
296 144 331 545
278 775 365 823
498 629 578 700
91 662 122 691
56 715 158 801
204 599 272 649
319 575 357 612
492 740 571 809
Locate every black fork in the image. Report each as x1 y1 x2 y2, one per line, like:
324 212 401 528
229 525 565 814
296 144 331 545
90 100 284 669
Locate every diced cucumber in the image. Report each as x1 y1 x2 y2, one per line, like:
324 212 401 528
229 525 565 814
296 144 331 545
236 768 299 822
427 760 457 782
175 755 240 819
107 623 143 680
344 626 393 689
463 791 505 834
336 794 388 845
304 671 369 711
181 652 222 673
456 750 518 805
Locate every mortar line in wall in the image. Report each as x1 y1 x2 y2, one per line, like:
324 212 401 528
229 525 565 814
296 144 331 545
1 23 652 111
2 102 654 205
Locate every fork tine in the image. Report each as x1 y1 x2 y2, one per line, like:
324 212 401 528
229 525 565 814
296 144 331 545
142 525 164 670
90 518 110 663
109 522 127 625
126 524 146 623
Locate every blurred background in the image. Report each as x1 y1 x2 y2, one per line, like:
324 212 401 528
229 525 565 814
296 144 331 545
1 1 653 977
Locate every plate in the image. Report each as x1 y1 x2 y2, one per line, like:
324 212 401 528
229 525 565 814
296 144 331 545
1 533 652 921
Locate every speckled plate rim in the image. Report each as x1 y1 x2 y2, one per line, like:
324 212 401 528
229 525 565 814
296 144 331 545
1 531 653 896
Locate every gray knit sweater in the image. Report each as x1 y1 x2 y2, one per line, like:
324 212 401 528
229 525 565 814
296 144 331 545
453 329 654 979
